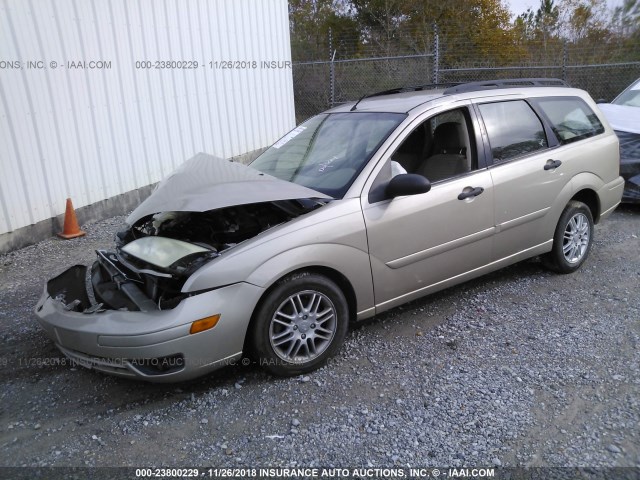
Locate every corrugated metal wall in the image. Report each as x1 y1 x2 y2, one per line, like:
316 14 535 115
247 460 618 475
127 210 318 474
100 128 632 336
0 0 295 236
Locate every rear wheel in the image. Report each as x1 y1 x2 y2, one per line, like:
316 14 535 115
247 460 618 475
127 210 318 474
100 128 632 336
543 200 594 274
250 272 349 376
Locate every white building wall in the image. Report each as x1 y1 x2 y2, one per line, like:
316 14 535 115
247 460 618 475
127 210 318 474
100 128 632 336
0 0 295 236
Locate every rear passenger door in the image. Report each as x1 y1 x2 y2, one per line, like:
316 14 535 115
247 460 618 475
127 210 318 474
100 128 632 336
476 98 568 260
476 96 606 261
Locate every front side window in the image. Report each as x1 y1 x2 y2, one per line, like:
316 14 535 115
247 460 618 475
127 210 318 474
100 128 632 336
391 108 477 183
535 97 604 145
478 100 548 163
368 108 478 203
251 112 405 198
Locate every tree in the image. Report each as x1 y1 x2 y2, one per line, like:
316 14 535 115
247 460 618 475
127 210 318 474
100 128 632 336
537 0 560 35
611 0 640 38
289 0 359 61
512 0 563 64
558 0 608 41
513 8 537 42
515 0 559 41
401 0 519 65
349 0 413 56
609 0 640 61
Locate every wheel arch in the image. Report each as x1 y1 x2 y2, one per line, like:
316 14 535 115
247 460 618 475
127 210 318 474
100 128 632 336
568 172 606 224
571 188 601 223
242 265 359 357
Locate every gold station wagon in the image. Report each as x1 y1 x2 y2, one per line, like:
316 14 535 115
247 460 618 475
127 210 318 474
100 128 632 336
35 79 624 382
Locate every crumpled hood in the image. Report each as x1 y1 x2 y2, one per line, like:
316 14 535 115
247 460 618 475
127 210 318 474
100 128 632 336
127 153 332 224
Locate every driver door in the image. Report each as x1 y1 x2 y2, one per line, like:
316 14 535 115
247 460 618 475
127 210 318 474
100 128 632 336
362 106 495 312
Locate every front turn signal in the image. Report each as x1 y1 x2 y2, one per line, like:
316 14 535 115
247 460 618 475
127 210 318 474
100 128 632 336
190 314 221 334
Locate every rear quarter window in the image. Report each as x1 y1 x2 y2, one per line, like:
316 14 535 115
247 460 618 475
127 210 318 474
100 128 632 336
534 97 604 145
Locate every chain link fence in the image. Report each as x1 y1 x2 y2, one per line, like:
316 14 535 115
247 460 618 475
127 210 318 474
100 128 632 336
437 63 640 103
293 54 435 121
292 35 640 122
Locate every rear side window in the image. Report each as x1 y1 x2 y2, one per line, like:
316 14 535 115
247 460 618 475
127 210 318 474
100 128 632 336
478 100 548 163
535 97 604 145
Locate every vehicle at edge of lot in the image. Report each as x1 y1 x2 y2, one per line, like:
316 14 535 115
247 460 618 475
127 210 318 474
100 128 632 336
597 77 640 203
34 78 624 382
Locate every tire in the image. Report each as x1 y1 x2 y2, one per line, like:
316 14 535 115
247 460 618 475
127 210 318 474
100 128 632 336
250 272 349 376
542 200 594 274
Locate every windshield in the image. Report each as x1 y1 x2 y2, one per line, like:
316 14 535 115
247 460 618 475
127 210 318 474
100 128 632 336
612 79 640 107
250 112 405 197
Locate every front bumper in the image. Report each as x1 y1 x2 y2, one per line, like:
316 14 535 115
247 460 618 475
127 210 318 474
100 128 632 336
34 266 265 382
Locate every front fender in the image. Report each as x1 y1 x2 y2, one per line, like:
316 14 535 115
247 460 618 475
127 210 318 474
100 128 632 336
244 243 375 317
181 201 374 316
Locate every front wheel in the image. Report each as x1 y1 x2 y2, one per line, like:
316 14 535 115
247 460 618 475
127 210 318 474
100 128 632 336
542 200 594 274
250 272 349 376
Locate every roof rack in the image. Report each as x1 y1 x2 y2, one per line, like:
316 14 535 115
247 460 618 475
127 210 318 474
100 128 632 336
443 78 570 95
350 83 458 111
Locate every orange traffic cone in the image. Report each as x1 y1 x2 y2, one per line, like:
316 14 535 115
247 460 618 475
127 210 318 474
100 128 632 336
57 198 86 239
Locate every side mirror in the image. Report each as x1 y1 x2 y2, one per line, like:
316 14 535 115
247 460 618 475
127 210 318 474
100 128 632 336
596 98 607 104
386 173 431 198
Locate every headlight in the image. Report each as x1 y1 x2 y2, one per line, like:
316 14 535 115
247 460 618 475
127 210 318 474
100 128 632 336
121 237 212 269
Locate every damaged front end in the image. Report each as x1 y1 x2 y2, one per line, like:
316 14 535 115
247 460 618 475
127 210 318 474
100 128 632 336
35 155 333 381
49 200 325 315
44 264 94 312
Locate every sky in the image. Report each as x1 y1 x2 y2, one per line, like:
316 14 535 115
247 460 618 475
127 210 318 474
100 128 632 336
505 0 624 18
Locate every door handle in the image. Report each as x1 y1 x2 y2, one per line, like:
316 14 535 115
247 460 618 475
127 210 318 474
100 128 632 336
458 186 484 200
544 159 562 170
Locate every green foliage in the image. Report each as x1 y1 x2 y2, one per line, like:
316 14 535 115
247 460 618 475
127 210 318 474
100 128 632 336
290 0 640 121
611 0 639 59
289 0 360 61
289 0 639 65
611 0 639 35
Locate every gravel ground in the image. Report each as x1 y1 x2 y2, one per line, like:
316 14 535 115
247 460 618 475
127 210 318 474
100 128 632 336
0 206 638 473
